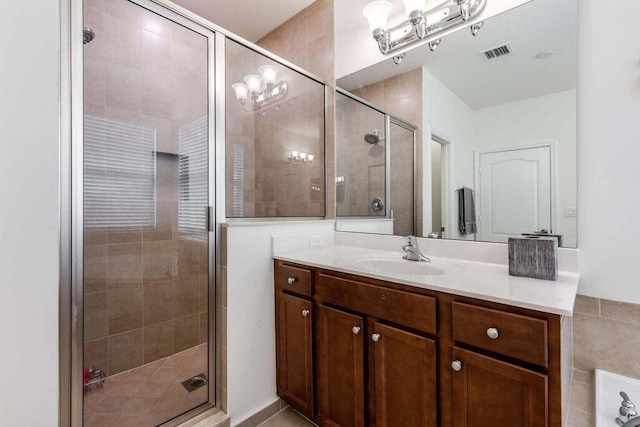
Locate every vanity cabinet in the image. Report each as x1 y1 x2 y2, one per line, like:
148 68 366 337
275 268 314 418
317 305 365 426
274 260 564 427
372 322 437 427
451 347 548 427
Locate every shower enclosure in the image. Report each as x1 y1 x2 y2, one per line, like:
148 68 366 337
336 90 417 236
64 0 329 425
78 0 216 425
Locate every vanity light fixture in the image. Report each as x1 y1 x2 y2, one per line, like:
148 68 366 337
362 0 487 55
393 53 406 64
288 151 315 164
231 64 289 112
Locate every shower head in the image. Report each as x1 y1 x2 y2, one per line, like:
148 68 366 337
83 27 96 45
364 129 381 144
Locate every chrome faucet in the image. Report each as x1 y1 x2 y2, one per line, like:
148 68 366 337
617 392 639 426
402 235 430 262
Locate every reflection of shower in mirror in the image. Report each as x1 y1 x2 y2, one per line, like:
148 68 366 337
364 129 384 144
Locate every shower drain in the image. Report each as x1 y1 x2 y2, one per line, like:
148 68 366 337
182 374 208 393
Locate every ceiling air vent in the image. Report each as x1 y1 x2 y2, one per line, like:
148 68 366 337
481 43 513 60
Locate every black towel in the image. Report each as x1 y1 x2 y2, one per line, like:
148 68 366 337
458 187 477 235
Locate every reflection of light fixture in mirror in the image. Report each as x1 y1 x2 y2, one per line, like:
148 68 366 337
470 21 484 36
231 65 289 112
288 151 315 164
362 0 487 55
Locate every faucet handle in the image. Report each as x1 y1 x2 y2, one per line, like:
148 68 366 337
622 392 636 409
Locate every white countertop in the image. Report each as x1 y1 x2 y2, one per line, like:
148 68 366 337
274 245 579 316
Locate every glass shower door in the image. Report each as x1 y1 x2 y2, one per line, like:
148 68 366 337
335 92 387 219
389 119 416 236
82 0 213 425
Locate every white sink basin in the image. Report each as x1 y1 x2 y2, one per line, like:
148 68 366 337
352 257 462 276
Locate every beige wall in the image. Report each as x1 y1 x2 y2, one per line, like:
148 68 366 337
573 296 640 378
256 0 334 83
83 0 209 376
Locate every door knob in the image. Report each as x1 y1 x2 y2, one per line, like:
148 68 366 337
352 326 361 335
287 277 297 285
372 333 381 342
486 327 499 339
301 309 310 317
451 360 463 371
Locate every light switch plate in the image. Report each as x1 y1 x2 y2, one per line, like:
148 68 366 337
565 208 577 217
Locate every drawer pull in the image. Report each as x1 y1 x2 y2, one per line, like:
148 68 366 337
372 333 381 342
302 309 310 317
486 327 499 339
287 277 297 285
451 360 463 372
352 326 361 335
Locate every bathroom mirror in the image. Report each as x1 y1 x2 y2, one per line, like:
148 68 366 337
335 0 578 248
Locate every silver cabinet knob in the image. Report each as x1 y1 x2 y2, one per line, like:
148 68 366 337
352 326 361 335
486 327 499 339
371 333 381 342
287 277 297 285
451 360 463 372
302 309 310 317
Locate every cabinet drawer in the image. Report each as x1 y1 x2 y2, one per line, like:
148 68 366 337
317 274 436 334
278 264 312 297
452 302 548 367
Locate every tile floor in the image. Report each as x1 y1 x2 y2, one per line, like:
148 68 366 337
257 408 315 427
84 343 208 427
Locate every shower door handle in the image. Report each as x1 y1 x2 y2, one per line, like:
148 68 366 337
206 206 214 232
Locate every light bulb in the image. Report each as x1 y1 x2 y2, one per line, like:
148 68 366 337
243 74 262 93
362 1 393 33
291 151 299 158
300 153 307 160
307 154 314 162
231 83 248 101
258 65 279 85
401 0 425 15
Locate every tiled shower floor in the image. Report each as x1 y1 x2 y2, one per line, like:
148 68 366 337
84 344 208 427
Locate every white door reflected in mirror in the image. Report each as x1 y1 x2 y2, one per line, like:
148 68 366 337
476 145 552 243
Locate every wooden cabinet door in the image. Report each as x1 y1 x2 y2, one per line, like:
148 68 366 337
372 322 437 427
277 293 314 418
452 347 548 427
318 305 365 427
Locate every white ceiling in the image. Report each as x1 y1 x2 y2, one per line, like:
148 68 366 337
171 0 315 42
337 0 578 110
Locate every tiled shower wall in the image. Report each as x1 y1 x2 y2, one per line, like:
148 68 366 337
224 41 326 218
83 0 209 376
256 0 337 219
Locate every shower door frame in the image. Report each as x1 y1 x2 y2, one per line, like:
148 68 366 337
61 0 331 425
62 0 222 425
335 88 419 234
